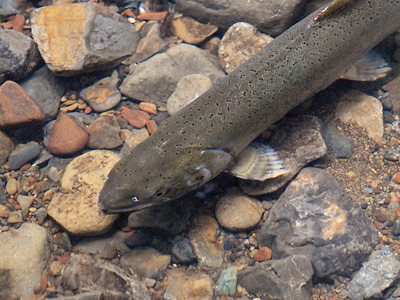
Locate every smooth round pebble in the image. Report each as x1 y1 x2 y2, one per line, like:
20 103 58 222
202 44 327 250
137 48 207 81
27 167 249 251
6 178 18 195
216 191 264 231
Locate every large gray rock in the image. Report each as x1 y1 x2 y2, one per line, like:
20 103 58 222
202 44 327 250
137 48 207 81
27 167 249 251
174 0 308 37
347 248 400 300
238 255 313 300
0 28 41 84
31 3 140 76
0 223 53 300
240 115 327 195
19 66 65 120
0 0 19 17
257 167 380 278
120 43 225 107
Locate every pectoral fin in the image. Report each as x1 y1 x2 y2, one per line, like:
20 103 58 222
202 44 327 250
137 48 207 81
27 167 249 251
227 143 286 181
200 149 232 174
340 51 392 81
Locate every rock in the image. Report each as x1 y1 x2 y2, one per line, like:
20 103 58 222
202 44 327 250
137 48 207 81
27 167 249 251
254 246 273 262
7 210 23 223
0 29 41 84
347 248 400 300
47 112 89 156
335 90 384 142
7 141 42 170
19 65 65 120
31 3 140 76
322 122 354 158
171 236 197 264
0 0 19 17
87 115 123 149
120 106 151 128
123 22 168 64
0 223 52 300
80 77 121 112
0 180 6 205
120 43 225 107
0 80 45 128
16 194 35 220
240 115 327 195
165 268 214 300
60 253 151 300
167 74 213 115
384 147 400 162
174 0 308 37
139 102 158 115
238 255 313 300
74 231 129 259
34 207 48 224
215 190 264 231
188 215 224 268
172 16 218 45
257 168 380 278
219 22 274 73
119 128 149 156
120 247 171 280
215 266 237 296
48 150 120 235
383 76 400 115
5 178 18 195
128 196 196 236
0 130 13 164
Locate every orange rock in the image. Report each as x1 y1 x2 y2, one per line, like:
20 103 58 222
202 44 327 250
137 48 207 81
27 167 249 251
0 81 45 128
40 274 47 293
146 119 158 134
120 106 150 128
136 11 168 21
47 112 89 156
394 172 400 184
139 102 158 115
2 14 25 32
254 246 272 262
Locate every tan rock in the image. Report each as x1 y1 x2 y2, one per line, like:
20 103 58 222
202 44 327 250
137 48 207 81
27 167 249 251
47 112 89 156
31 3 139 75
119 128 149 156
215 190 264 231
172 16 218 45
0 130 13 164
335 90 383 142
219 22 274 73
0 81 45 128
48 150 120 235
188 215 224 268
166 268 213 300
80 77 121 112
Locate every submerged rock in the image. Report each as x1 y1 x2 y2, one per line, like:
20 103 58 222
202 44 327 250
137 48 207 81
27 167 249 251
257 167 380 278
120 43 225 107
31 3 139 76
238 255 313 300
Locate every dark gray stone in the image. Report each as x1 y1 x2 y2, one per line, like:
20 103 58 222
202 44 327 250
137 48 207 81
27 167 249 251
238 255 313 300
322 122 354 158
0 29 41 84
120 43 225 107
7 141 43 170
257 167 380 279
174 0 308 37
0 0 19 17
128 196 198 236
0 179 6 205
171 237 197 264
384 146 400 162
60 253 151 300
240 115 327 195
393 220 400 235
347 248 400 300
19 66 65 120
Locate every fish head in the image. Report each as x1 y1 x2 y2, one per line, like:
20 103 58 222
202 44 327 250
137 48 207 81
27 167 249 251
98 145 232 213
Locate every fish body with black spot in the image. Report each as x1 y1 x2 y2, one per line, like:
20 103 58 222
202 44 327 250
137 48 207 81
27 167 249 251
99 0 400 212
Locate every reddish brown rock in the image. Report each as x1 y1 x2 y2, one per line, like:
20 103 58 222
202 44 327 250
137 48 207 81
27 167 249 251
139 102 158 115
0 130 13 164
0 81 45 128
87 115 123 149
254 247 272 262
47 112 89 156
146 120 158 134
120 107 151 129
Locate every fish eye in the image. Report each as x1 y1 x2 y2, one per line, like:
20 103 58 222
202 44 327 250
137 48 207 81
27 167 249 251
131 196 140 203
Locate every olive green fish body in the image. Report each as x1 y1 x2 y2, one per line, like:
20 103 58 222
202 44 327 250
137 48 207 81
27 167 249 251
100 0 400 212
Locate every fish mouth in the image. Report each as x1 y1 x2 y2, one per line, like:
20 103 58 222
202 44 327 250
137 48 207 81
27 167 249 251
98 201 157 214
